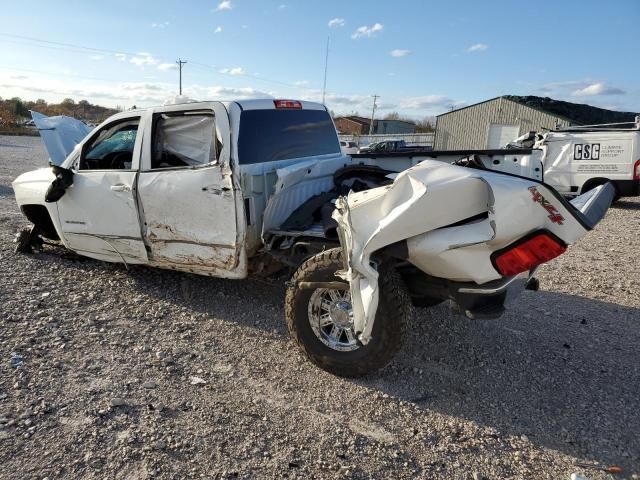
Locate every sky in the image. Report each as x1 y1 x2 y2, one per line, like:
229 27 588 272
1 0 638 119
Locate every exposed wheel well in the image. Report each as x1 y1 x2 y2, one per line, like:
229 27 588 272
20 205 59 240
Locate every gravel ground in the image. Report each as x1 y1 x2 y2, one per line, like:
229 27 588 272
0 134 639 480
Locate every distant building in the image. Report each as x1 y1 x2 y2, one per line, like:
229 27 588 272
334 115 416 135
434 95 638 150
376 119 416 135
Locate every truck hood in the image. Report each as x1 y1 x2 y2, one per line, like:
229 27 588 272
31 111 92 165
332 160 613 344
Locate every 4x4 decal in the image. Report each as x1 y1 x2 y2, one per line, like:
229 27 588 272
528 186 565 225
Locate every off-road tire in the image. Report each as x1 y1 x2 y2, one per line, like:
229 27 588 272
285 248 411 377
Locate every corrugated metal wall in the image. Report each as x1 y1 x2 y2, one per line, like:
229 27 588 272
434 97 572 150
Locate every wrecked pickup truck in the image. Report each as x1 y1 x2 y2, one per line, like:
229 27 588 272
13 99 615 377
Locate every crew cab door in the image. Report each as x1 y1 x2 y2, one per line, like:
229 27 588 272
55 113 148 263
137 102 245 277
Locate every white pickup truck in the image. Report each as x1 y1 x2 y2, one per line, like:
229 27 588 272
13 99 614 377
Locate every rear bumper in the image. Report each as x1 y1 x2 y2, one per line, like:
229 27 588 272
449 271 533 319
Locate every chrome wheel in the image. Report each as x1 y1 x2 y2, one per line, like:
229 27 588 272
308 287 360 352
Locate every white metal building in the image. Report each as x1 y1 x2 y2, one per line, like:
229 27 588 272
434 96 572 150
434 96 638 151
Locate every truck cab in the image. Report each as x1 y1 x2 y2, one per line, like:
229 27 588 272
13 99 343 278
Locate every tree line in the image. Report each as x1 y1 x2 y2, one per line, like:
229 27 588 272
382 112 435 133
0 97 120 126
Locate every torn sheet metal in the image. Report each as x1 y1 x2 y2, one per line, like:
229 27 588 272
333 160 595 345
31 111 92 165
261 155 350 238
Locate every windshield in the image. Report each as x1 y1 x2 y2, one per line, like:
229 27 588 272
237 109 340 164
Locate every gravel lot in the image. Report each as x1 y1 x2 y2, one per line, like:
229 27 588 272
1 134 639 480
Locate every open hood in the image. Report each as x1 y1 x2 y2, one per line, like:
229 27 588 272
31 111 92 165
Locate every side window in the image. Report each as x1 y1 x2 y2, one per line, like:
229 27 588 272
151 112 218 169
80 119 140 170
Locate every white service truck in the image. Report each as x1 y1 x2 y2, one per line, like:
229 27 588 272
536 120 640 199
12 99 614 377
355 119 640 201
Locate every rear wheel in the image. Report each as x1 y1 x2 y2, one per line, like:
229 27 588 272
285 248 411 377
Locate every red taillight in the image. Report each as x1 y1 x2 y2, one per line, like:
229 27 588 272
633 159 640 181
491 231 567 277
274 99 302 109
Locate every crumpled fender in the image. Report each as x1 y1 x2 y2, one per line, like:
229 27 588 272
333 161 491 343
332 160 593 345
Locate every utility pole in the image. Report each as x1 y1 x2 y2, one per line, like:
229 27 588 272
176 58 187 95
322 35 330 105
369 94 379 135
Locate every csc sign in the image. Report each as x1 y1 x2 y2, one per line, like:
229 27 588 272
573 143 600 160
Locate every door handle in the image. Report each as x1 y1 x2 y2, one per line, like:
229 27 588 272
110 184 130 192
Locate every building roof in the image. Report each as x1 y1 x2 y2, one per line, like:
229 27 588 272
336 115 372 126
437 95 638 125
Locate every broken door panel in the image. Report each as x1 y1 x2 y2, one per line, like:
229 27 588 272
137 102 245 277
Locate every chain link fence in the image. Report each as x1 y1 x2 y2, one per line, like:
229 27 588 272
338 133 435 148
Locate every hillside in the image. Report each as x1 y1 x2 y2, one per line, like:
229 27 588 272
505 95 638 125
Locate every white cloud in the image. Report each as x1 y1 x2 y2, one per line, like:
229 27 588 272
278 4 286 9
294 80 309 86
214 26 223 33
325 94 363 106
390 49 410 57
115 53 127 62
328 18 345 28
351 23 383 39
130 52 159 67
207 86 273 99
158 63 178 71
0 70 277 107
219 67 245 76
151 21 169 28
573 82 625 96
467 43 488 53
400 95 463 112
89 55 104 61
216 1 232 11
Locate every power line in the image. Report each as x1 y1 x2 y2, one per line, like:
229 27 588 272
0 65 129 84
0 32 316 92
0 32 372 110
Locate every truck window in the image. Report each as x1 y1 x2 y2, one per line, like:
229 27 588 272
237 109 340 164
81 119 140 170
151 112 218 169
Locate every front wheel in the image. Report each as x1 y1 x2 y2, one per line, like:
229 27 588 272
285 248 411 377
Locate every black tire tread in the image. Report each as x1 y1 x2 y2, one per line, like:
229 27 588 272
285 248 411 377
